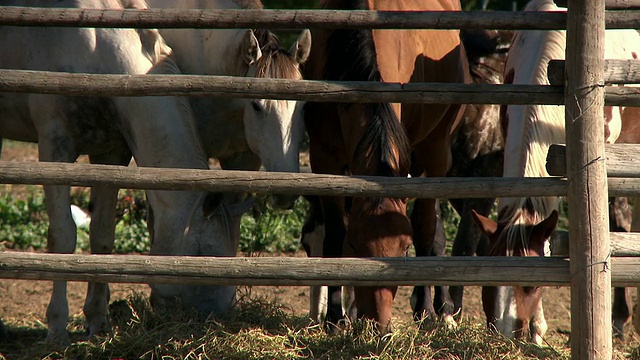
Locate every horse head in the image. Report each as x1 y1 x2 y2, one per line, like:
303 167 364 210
147 192 254 314
471 208 558 345
242 29 311 209
344 195 412 332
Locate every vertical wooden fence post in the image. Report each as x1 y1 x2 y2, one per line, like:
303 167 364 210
565 0 612 359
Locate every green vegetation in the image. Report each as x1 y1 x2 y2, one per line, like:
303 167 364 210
0 187 311 255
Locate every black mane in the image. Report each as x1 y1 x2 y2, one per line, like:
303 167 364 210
323 1 411 179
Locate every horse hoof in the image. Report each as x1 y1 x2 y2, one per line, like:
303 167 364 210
532 333 544 346
45 331 71 346
442 314 458 330
0 320 6 340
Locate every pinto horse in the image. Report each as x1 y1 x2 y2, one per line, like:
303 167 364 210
303 0 469 332
147 0 311 209
473 0 640 344
0 0 252 343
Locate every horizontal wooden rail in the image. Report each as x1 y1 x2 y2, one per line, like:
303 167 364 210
0 8 564 30
551 230 640 257
0 161 568 199
548 59 640 85
546 144 640 177
2 161 640 198
0 7 638 30
0 69 563 105
0 252 637 287
3 69 640 106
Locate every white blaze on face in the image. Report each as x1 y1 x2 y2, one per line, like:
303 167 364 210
243 99 304 173
494 286 518 338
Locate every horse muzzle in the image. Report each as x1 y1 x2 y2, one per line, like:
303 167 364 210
354 285 397 333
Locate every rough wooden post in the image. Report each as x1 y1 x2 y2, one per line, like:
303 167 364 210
565 1 612 359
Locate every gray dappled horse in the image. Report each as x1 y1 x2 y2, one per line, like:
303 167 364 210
147 0 312 209
0 0 252 343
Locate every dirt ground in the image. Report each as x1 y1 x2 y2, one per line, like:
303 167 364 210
1 141 639 355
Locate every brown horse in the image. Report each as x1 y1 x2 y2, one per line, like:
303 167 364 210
303 0 469 332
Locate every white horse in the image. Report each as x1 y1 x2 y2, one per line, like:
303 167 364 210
146 0 311 209
471 0 640 344
0 0 252 343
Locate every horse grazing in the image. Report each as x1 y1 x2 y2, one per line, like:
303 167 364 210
481 0 640 344
146 0 311 209
303 0 469 332
0 0 252 343
300 28 511 325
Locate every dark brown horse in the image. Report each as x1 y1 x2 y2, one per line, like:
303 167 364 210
303 0 469 331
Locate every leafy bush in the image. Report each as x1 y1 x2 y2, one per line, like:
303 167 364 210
239 196 308 254
0 191 49 250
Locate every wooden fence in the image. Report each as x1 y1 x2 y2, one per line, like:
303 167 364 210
0 2 637 358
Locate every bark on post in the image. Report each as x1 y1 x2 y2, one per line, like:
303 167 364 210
565 1 612 358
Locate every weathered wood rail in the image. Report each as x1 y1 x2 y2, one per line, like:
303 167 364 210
2 69 640 106
0 161 569 199
548 59 640 85
546 144 640 178
551 230 640 257
4 160 640 198
1 252 638 287
0 6 638 30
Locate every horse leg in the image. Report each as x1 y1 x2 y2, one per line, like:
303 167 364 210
410 198 455 326
630 197 640 335
82 151 131 337
300 195 328 323
635 287 640 336
449 197 494 318
610 197 632 338
321 196 348 332
43 186 75 343
613 287 629 339
30 97 80 343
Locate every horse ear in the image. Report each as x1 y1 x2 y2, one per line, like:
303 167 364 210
242 29 262 65
202 193 223 217
470 209 498 238
227 194 256 217
530 210 559 249
289 29 312 64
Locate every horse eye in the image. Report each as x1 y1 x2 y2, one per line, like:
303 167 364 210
251 101 263 112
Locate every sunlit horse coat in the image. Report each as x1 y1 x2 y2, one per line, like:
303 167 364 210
0 0 251 343
147 0 311 209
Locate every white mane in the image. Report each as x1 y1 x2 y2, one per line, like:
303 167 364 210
498 0 565 233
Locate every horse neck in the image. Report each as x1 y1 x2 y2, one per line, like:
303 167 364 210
149 0 255 77
499 14 566 233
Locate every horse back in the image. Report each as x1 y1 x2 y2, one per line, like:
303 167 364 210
370 25 468 145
